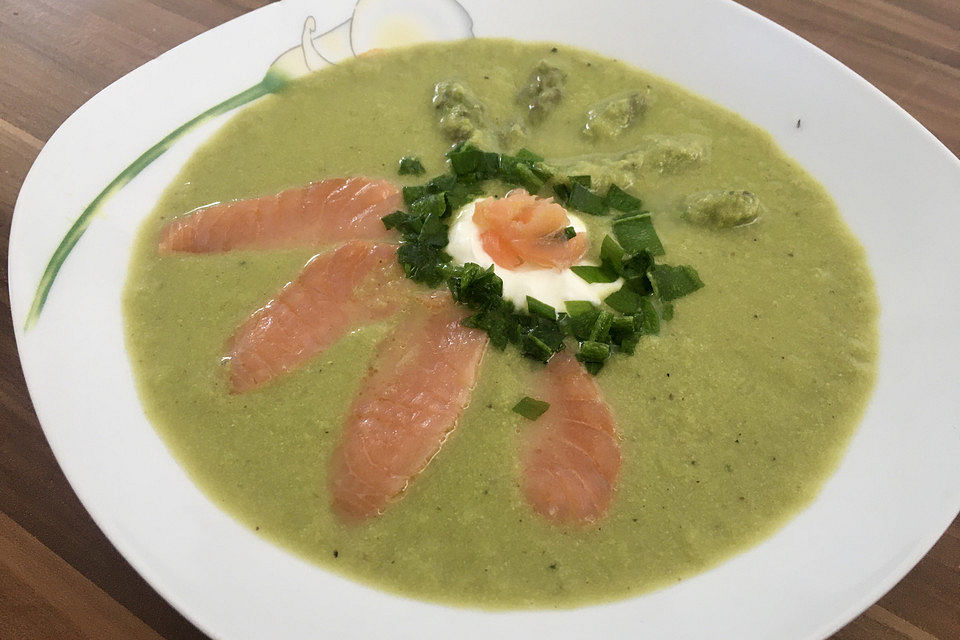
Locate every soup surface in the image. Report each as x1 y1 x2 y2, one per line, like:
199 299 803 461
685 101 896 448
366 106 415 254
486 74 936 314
125 39 877 607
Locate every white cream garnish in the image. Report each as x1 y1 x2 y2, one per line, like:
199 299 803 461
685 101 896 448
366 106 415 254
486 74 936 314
446 200 622 309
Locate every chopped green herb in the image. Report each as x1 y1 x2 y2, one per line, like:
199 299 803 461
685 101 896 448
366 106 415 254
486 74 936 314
564 300 596 317
604 287 642 314
600 235 625 274
410 193 447 218
381 210 420 236
402 185 429 206
443 181 484 213
610 315 639 354
562 301 601 341
477 151 501 180
499 155 545 193
512 396 550 420
577 340 611 363
520 332 555 362
526 296 557 321
396 242 450 287
637 296 661 335
522 316 565 355
553 182 572 204
426 173 458 193
448 263 503 309
605 184 643 212
589 310 614 342
516 148 544 163
462 303 518 350
384 148 702 374
418 213 449 248
649 264 705 301
567 182 608 215
447 142 484 175
620 249 653 279
528 161 555 181
398 156 426 176
613 213 664 255
570 265 618 284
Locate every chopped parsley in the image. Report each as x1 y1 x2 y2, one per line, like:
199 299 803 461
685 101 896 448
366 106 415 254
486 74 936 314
381 142 704 374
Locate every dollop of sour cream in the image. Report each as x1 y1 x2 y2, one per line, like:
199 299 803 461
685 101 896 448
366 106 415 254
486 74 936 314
446 199 622 309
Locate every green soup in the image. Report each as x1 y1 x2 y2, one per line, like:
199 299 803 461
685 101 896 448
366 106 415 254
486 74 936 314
124 39 878 608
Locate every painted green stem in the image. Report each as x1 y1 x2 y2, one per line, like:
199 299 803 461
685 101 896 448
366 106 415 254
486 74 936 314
24 72 286 329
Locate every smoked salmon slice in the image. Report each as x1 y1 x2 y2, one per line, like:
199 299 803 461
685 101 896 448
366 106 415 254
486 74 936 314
521 351 620 524
473 189 588 270
158 177 402 254
225 240 412 393
329 294 488 522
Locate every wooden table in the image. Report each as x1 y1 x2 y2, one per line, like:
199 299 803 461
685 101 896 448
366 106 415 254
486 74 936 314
1 1 957 638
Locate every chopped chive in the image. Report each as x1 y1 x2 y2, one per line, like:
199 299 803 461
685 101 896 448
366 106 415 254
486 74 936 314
526 296 557 321
609 315 639 354
589 310 614 342
398 156 426 176
529 161 555 181
610 315 635 335
649 264 705 301
620 249 653 279
567 183 608 215
637 296 661 335
604 287 642 314
605 184 643 212
600 235 625 274
564 300 596 317
388 142 701 372
513 163 544 193
570 265 619 284
512 396 550 420
562 301 600 341
625 274 654 296
553 182 572 204
516 148 545 162
612 213 664 255
577 340 611 363
520 333 555 362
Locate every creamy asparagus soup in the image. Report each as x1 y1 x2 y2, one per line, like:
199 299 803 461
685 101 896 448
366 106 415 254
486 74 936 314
125 39 877 607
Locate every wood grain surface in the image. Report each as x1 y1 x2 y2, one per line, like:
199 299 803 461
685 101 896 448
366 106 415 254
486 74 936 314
1 1 958 638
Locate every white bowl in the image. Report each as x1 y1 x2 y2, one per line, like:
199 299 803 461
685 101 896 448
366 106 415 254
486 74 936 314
9 0 960 638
